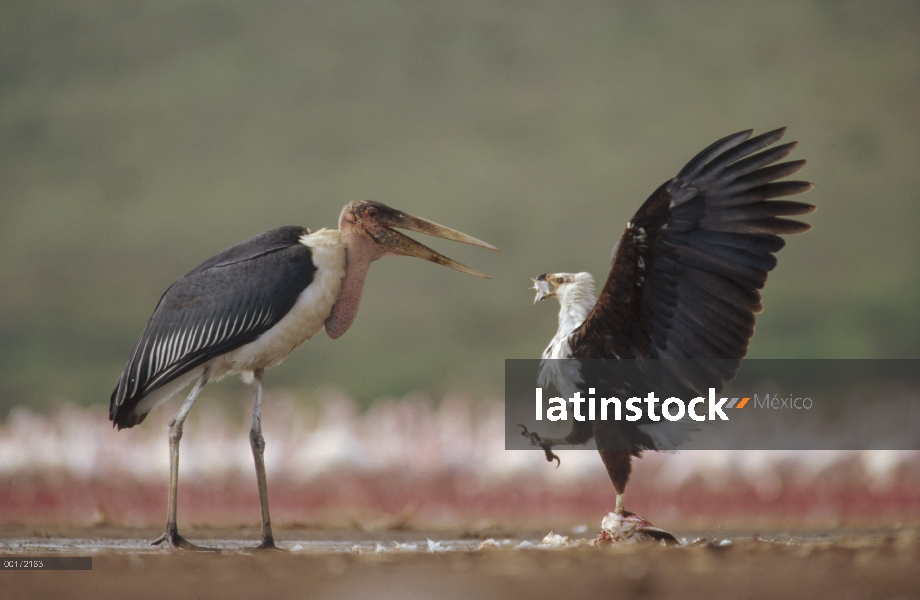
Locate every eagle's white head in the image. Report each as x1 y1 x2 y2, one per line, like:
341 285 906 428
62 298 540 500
531 272 596 307
531 272 598 361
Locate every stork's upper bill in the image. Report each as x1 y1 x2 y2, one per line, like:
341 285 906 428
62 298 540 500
339 201 499 277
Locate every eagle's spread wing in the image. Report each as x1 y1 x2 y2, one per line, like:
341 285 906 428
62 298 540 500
110 226 317 429
572 128 815 394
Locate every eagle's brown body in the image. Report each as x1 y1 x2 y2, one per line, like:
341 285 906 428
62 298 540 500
528 128 815 524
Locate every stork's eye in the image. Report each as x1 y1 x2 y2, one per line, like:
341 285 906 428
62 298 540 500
367 207 379 218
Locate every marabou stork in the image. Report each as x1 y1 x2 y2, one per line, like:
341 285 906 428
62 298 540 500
523 128 815 539
110 201 498 550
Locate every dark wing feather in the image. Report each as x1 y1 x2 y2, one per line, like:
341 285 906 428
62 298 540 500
110 226 317 429
572 128 814 394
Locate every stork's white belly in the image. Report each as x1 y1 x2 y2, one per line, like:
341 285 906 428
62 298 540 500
211 229 346 382
135 366 205 419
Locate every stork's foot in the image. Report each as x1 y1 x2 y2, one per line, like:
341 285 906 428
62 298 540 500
250 538 283 552
518 425 562 467
594 511 679 546
151 529 218 552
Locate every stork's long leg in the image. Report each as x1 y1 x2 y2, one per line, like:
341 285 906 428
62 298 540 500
249 368 278 550
152 368 214 551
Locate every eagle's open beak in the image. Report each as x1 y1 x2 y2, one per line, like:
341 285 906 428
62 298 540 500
532 275 555 304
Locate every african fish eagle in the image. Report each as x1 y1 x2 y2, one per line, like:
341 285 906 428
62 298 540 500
523 128 814 539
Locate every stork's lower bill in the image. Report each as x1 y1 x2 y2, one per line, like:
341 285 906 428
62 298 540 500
109 200 497 550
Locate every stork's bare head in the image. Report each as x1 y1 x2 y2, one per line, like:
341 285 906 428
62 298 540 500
339 201 499 278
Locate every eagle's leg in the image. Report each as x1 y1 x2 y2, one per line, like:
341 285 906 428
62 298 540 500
249 368 280 551
598 449 632 516
152 368 216 551
594 448 677 544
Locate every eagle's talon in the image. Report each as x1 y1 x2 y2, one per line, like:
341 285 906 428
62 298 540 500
518 425 562 467
518 424 544 447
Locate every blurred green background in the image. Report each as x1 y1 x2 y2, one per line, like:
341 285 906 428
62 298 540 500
2 0 919 415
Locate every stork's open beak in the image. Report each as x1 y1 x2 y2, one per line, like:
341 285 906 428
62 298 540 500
532 274 554 304
374 212 500 278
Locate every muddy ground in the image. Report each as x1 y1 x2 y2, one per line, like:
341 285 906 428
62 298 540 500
2 524 919 600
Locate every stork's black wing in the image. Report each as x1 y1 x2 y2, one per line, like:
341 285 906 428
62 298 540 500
571 128 815 394
110 226 317 429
